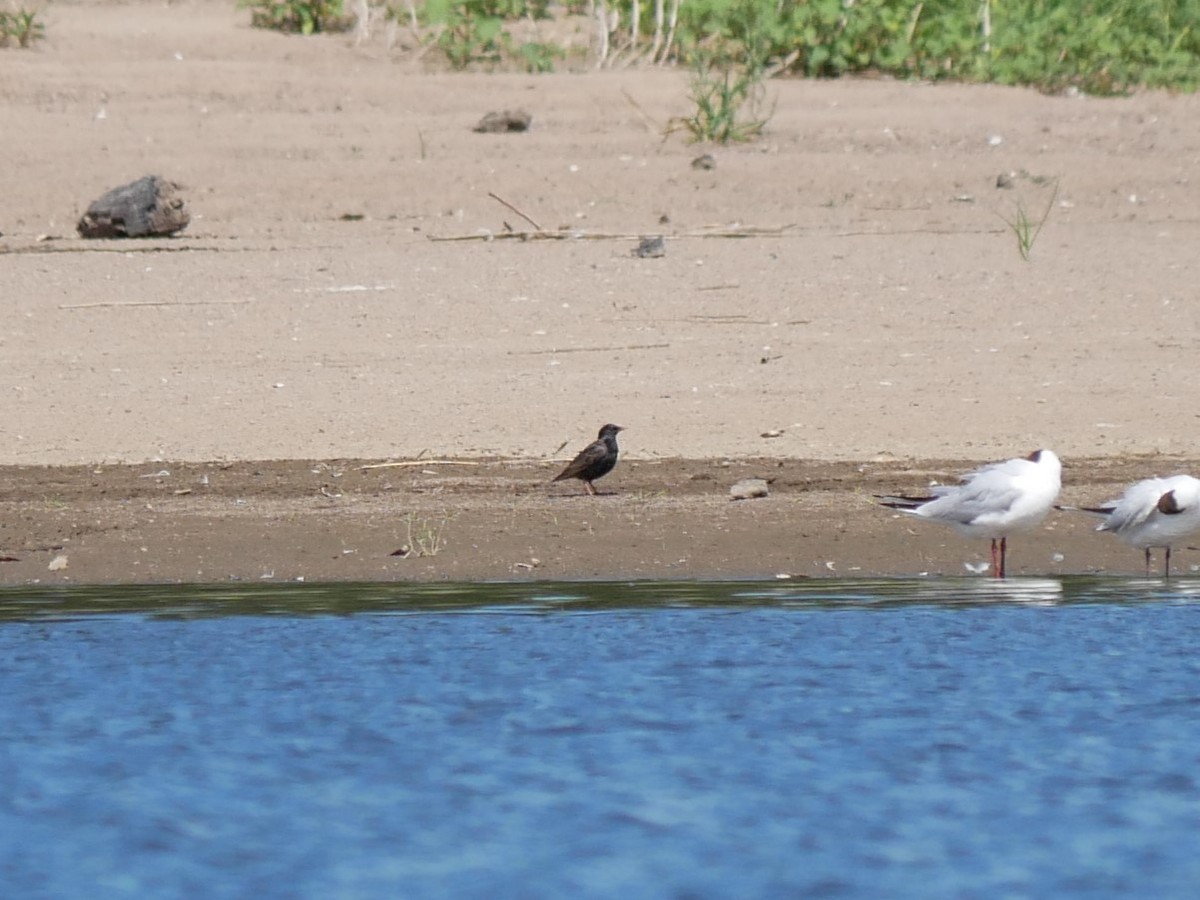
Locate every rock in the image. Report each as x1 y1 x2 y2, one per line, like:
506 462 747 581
691 153 716 170
77 175 189 238
730 478 770 501
634 235 665 258
473 110 532 133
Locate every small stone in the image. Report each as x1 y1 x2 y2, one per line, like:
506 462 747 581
730 478 770 501
691 153 716 170
996 172 1015 189
634 235 665 258
473 110 532 133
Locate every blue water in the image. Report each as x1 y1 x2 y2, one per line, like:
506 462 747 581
1 578 1199 899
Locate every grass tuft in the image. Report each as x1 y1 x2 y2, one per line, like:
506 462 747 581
241 0 353 35
998 180 1060 261
0 6 45 48
403 511 453 558
668 55 772 144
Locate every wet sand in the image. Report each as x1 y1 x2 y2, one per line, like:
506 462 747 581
2 456 1197 584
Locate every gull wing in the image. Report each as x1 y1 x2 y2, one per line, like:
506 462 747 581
918 477 1024 527
1095 478 1170 534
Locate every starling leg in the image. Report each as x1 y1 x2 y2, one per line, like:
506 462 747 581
585 481 597 496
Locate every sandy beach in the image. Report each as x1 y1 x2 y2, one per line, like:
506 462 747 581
3 1 1199 583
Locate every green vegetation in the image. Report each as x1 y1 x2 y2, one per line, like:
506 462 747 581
0 6 45 47
244 0 1200 96
241 0 352 34
411 0 560 71
663 0 1200 95
670 51 772 143
514 39 565 73
998 179 1060 260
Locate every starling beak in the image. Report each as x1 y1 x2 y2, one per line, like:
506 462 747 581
552 424 624 495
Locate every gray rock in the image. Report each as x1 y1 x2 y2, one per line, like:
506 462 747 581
634 235 665 258
77 175 189 238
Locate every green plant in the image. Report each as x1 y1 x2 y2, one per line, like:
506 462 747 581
998 180 1060 260
242 0 351 35
421 0 553 70
664 2 782 142
424 0 506 68
669 49 773 143
516 39 563 73
0 7 46 48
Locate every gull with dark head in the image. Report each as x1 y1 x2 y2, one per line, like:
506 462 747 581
1073 474 1200 577
877 449 1062 578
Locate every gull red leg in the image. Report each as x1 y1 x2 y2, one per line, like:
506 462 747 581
998 536 1008 579
990 538 1001 578
1144 548 1152 578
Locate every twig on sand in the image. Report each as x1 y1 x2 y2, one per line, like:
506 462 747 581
360 460 481 471
3 242 231 255
59 299 251 310
487 192 543 232
510 342 670 355
620 87 661 133
429 224 796 242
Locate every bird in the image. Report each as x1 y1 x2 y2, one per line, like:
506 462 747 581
552 424 624 496
876 449 1062 578
1070 474 1200 577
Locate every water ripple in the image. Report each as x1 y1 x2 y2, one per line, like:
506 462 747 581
1 580 1198 897
0 576 1198 621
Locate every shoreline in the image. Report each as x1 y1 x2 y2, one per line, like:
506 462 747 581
3 455 1197 585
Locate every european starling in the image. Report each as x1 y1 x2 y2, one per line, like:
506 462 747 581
552 424 624 495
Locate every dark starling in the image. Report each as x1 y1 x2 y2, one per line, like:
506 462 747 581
552 424 624 495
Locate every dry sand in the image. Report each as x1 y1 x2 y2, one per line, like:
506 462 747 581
2 1 1199 583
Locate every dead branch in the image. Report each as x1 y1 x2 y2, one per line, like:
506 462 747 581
360 460 482 471
59 299 251 310
428 224 797 242
509 342 670 355
487 192 543 231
